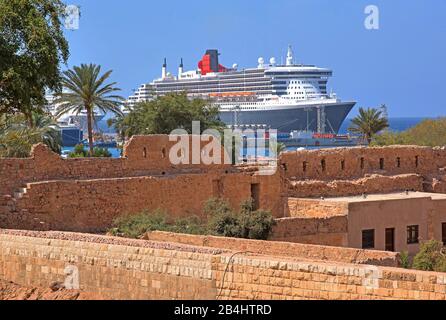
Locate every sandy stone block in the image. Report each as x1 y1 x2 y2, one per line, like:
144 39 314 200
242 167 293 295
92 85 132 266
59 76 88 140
140 279 148 287
152 280 161 289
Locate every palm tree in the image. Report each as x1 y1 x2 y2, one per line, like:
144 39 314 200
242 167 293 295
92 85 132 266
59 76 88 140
55 64 124 156
348 107 389 144
0 112 61 158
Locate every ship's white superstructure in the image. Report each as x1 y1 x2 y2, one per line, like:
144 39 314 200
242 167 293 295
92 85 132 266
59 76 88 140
126 46 356 133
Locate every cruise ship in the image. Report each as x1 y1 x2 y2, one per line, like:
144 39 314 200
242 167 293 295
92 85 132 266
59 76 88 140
126 46 356 134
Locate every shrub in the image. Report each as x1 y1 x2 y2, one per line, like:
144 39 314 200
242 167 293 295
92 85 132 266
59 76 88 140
170 216 207 235
69 144 112 158
110 199 276 241
109 210 206 238
243 209 276 240
412 240 446 272
399 251 411 269
205 198 242 238
109 209 170 238
205 198 275 240
92 147 112 158
203 198 233 216
373 118 446 147
238 200 276 240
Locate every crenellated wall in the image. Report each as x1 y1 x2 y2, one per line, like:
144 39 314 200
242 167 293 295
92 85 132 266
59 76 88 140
280 146 446 181
1 140 446 233
0 135 233 197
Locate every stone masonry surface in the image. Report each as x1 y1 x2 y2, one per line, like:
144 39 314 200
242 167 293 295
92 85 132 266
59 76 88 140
1 230 446 300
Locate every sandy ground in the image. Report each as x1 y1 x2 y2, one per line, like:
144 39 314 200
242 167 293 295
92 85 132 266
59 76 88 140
0 280 102 300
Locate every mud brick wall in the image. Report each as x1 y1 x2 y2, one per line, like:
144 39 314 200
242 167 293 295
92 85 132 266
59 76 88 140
2 231 446 300
286 198 348 218
1 172 284 232
288 174 424 198
270 216 348 247
280 146 446 181
0 135 233 197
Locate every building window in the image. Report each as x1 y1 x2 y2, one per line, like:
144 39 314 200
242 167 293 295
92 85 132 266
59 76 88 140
362 229 375 249
385 228 395 252
321 159 326 172
251 184 260 211
380 158 385 170
407 225 419 244
442 223 446 245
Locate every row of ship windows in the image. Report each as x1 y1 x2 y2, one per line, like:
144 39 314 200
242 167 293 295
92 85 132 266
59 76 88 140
289 80 319 85
266 72 332 76
281 96 313 100
272 76 329 81
156 83 272 90
156 86 273 93
159 76 270 85
156 89 274 94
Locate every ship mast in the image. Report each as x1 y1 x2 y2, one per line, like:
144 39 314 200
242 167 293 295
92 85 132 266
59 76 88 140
286 45 294 66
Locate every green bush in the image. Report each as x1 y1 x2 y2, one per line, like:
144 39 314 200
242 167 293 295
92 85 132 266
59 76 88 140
399 251 411 269
170 216 207 235
69 144 112 158
205 198 242 238
109 209 170 238
109 210 207 238
373 118 446 147
110 199 276 241
412 240 446 272
205 198 276 240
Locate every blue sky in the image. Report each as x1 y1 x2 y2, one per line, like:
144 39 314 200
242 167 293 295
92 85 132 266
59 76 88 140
64 0 446 117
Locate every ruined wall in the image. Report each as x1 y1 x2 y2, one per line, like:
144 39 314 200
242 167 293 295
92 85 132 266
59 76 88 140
2 141 446 234
270 217 348 247
281 146 446 181
2 230 446 300
0 135 233 197
0 136 284 231
286 198 348 218
0 172 283 232
288 174 424 198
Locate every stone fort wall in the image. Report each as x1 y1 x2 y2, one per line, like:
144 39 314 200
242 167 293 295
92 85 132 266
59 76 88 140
0 135 233 197
1 139 446 233
0 136 283 231
2 173 280 232
2 230 446 300
281 146 446 198
280 146 446 180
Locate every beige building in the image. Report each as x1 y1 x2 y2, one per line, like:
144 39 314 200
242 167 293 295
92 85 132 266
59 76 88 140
286 192 446 255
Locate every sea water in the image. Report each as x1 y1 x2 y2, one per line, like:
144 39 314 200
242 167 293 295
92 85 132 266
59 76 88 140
62 118 431 158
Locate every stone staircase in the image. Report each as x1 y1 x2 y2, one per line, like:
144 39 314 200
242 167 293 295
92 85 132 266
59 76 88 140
0 184 47 230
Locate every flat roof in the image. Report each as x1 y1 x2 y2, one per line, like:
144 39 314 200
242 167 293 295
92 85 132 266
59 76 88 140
320 192 446 203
